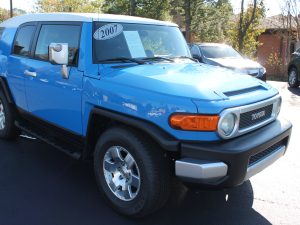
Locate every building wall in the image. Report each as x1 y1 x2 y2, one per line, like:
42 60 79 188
257 31 289 77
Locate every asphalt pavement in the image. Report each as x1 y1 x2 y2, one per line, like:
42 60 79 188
0 81 299 225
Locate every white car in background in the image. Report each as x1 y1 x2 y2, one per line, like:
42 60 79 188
189 43 266 81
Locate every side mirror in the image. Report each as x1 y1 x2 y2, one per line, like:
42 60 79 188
192 53 203 62
49 43 69 79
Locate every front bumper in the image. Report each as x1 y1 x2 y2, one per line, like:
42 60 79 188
176 118 292 188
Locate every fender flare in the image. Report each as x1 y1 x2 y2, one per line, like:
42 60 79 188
85 107 180 156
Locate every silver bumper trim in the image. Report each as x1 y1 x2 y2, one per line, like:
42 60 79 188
175 158 228 180
245 146 286 181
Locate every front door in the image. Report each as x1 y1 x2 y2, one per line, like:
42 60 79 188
24 22 83 135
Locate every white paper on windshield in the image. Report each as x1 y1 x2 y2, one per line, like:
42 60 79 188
123 31 146 58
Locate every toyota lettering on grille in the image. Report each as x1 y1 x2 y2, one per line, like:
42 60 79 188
251 110 266 121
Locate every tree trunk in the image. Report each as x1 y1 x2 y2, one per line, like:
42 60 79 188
10 0 13 17
287 12 292 64
238 0 257 52
184 0 191 42
130 0 136 16
238 0 245 51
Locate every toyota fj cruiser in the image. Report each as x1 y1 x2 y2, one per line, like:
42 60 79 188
0 13 292 217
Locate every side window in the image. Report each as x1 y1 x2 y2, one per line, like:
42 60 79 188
13 25 35 56
34 24 81 65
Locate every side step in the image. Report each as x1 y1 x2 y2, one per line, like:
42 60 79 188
15 120 82 160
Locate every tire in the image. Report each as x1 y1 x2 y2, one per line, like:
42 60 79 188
93 126 171 218
0 89 19 139
288 67 300 88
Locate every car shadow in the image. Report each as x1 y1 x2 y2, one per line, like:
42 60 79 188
138 181 271 225
0 137 271 225
288 87 300 96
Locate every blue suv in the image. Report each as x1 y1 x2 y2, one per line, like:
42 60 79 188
0 13 292 217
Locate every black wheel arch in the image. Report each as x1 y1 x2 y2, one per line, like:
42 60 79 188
0 77 14 104
288 64 299 75
83 107 180 160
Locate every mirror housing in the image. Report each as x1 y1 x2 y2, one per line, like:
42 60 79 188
49 43 69 65
192 53 203 62
49 43 69 79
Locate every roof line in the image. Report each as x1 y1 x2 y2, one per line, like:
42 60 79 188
0 13 177 28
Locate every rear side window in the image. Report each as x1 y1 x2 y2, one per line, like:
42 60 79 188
13 25 35 56
34 25 81 65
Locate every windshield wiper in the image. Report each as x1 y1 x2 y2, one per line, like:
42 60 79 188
98 57 145 65
171 56 198 62
140 56 175 63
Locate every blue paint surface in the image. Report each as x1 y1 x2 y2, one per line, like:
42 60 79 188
0 21 278 141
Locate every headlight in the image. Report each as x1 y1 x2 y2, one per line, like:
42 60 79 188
218 113 236 137
274 97 282 116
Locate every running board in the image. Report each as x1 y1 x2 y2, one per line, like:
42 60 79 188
15 120 82 159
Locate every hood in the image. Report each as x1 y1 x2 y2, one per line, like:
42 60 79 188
207 57 262 69
102 62 275 101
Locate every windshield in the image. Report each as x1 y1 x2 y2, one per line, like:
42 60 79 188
200 45 242 59
93 22 190 63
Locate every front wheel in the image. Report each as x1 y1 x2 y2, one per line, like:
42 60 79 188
288 67 300 88
93 126 171 218
0 90 20 139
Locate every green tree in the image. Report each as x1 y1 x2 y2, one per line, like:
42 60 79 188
170 0 195 42
0 8 26 22
36 0 103 13
192 0 233 42
0 8 10 22
228 0 265 58
102 0 171 20
170 0 233 42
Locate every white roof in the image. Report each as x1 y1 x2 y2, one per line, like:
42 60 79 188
0 13 177 28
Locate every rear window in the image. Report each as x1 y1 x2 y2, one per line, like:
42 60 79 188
200 45 242 59
13 25 36 57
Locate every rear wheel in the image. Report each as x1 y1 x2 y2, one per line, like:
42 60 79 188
288 67 300 88
0 90 19 139
93 126 171 217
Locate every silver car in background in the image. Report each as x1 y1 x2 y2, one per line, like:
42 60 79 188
189 43 266 81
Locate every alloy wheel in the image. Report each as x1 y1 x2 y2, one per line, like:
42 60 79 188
0 100 5 130
289 70 297 86
103 146 141 201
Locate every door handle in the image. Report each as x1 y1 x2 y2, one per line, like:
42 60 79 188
24 70 37 77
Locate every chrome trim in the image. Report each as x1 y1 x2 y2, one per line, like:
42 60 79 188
175 158 228 180
245 145 286 181
218 95 281 139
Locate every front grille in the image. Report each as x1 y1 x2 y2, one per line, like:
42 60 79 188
239 104 273 130
248 141 284 166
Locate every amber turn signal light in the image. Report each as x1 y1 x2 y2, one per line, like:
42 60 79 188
169 114 219 131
